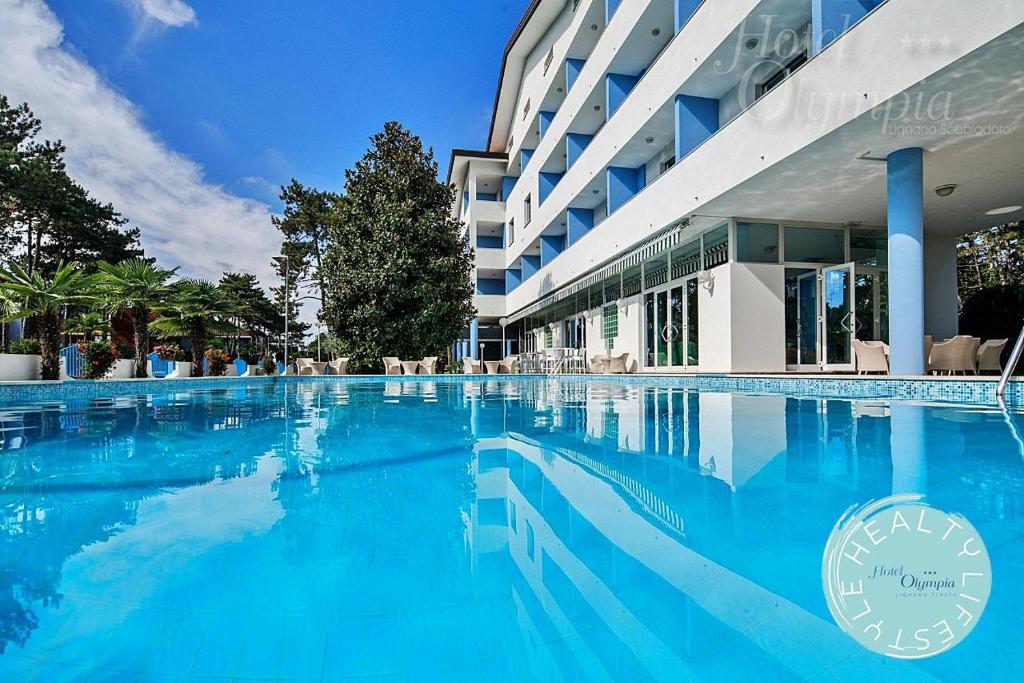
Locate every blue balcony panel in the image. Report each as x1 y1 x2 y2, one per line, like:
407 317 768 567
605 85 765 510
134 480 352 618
675 94 720 162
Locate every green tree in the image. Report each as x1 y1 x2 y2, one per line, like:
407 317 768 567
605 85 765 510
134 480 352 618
0 262 100 379
272 180 337 312
150 279 236 374
0 95 142 277
96 258 178 378
269 255 312 357
63 311 110 341
320 122 475 373
219 271 278 357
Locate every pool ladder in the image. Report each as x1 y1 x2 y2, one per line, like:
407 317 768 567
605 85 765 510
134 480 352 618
996 320 1024 399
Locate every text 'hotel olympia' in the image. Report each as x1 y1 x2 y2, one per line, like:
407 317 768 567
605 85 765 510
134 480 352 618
446 0 1023 375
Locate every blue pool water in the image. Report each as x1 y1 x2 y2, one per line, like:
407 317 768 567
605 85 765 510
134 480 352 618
0 378 1022 681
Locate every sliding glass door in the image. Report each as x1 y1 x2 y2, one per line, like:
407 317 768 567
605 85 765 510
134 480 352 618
644 279 697 370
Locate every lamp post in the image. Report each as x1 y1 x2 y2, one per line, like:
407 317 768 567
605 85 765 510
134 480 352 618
499 317 508 357
272 255 289 373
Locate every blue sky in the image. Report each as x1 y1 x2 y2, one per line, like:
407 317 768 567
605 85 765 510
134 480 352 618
0 0 527 312
49 0 528 205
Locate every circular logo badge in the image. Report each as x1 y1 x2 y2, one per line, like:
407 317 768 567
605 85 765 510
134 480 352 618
822 494 991 659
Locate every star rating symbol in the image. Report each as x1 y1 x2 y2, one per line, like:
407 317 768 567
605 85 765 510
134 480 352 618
919 34 932 49
939 35 951 50
900 33 914 49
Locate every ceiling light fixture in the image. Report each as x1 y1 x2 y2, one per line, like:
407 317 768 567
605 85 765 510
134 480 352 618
986 205 1022 215
651 28 661 37
591 23 598 31
645 136 655 144
745 38 759 50
934 184 956 197
593 104 601 111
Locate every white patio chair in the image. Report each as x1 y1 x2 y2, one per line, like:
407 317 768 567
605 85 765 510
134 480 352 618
419 356 438 375
498 355 518 373
977 339 1008 374
929 336 977 375
382 357 402 375
295 358 315 375
853 340 889 374
329 357 350 375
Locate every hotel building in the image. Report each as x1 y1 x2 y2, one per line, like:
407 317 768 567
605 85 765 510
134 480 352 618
448 0 1024 374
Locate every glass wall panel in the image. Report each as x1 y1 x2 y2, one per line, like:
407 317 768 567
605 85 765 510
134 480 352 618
645 292 655 367
783 226 845 264
671 240 701 279
849 228 887 266
686 279 699 365
736 222 780 263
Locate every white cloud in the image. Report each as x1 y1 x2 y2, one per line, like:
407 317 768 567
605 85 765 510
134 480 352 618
124 0 196 28
0 0 301 318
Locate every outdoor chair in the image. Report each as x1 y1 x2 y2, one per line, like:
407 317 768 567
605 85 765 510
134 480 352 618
295 358 315 375
328 357 349 375
607 353 629 374
462 357 481 374
382 357 402 375
853 340 889 374
590 354 608 374
929 336 978 375
498 355 518 373
977 339 1008 374
924 335 933 373
419 356 438 375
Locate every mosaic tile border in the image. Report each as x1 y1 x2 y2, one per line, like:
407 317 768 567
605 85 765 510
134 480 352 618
1 372 1021 406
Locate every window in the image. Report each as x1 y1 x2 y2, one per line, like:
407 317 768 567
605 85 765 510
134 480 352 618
659 156 675 175
736 222 779 263
507 218 515 246
522 98 531 121
544 327 553 348
602 304 619 341
524 195 532 226
849 228 887 266
756 50 808 99
783 226 845 264
543 47 554 75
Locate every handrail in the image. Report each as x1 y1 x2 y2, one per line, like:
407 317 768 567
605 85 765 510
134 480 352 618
996 321 1024 398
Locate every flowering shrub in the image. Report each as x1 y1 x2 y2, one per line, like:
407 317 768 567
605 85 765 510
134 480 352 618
78 341 118 379
205 347 231 376
9 339 41 355
154 344 187 361
261 356 277 376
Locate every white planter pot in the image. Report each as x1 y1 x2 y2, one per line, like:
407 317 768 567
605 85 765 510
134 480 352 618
167 361 192 378
106 358 135 379
0 353 42 381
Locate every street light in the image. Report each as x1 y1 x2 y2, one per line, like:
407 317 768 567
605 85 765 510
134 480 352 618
272 255 289 373
499 317 508 357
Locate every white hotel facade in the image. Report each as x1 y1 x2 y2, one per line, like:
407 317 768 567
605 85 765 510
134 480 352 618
447 0 1024 374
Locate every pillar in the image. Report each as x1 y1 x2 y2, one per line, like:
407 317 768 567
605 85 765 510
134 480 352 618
505 268 523 293
522 254 541 280
811 0 882 55
538 111 556 141
470 318 480 360
541 234 566 267
566 133 592 168
605 0 621 24
565 58 585 93
539 171 563 205
674 0 701 34
606 165 646 214
887 147 925 375
924 233 959 340
606 73 639 119
675 94 720 162
567 207 594 244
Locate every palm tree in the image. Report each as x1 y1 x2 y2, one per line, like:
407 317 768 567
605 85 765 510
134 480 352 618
150 279 236 375
64 311 110 341
96 258 178 378
0 262 100 379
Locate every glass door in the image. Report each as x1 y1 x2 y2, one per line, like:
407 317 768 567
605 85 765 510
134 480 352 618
644 282 691 370
822 262 856 371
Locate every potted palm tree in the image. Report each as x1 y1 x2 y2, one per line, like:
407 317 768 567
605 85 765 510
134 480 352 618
96 258 178 379
0 262 99 380
150 279 236 376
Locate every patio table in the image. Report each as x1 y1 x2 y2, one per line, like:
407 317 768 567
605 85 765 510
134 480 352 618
484 360 501 374
401 360 420 375
309 361 328 376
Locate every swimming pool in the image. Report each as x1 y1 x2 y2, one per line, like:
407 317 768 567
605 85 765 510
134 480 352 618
0 378 1021 680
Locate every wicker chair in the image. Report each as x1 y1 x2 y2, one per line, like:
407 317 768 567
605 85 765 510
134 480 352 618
607 353 629 374
328 357 349 375
498 355 518 373
419 356 438 375
462 357 481 374
977 339 1008 374
853 340 889 374
929 336 977 375
382 357 402 375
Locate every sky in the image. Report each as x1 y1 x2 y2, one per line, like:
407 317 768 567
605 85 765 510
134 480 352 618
0 0 529 323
